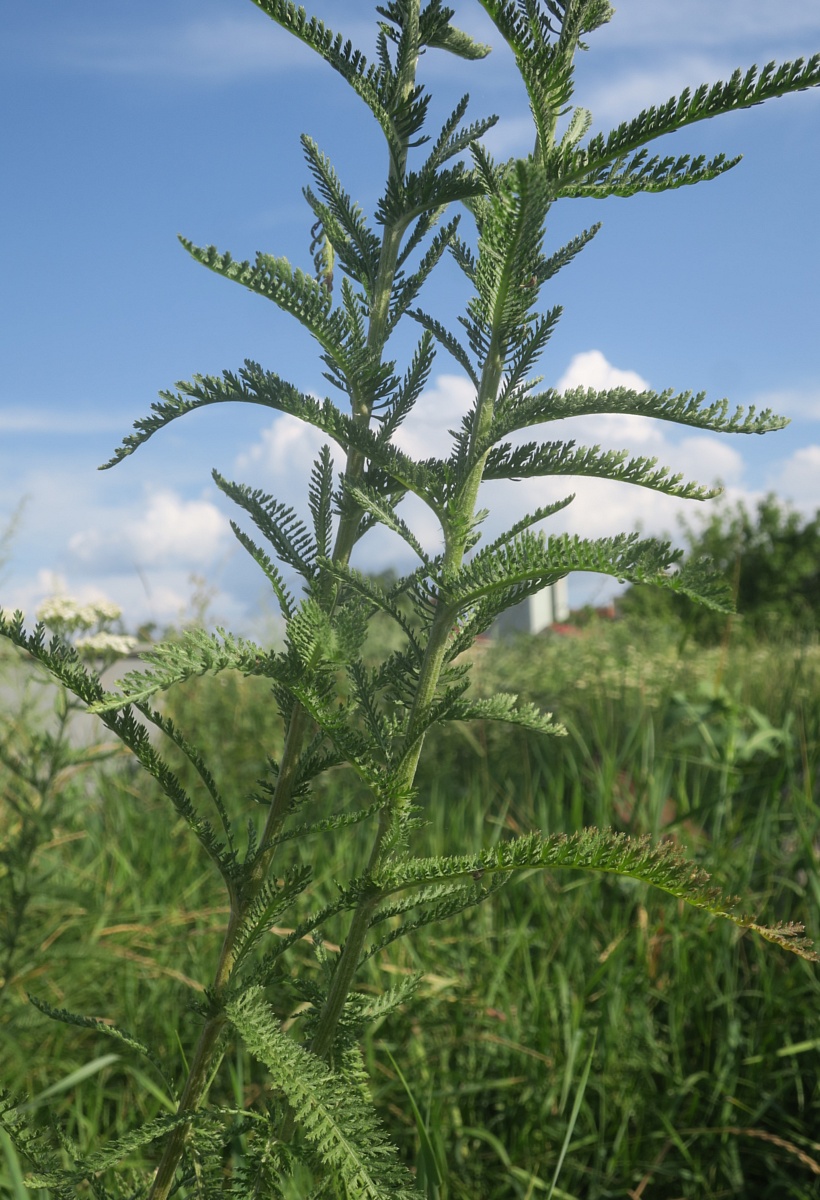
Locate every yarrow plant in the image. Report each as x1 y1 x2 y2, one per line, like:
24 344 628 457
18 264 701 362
36 596 138 662
0 595 132 1014
1 2 819 1195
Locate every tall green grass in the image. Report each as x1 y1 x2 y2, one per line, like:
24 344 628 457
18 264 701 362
1 620 818 1197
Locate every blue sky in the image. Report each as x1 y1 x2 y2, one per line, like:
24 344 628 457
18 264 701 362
2 0 819 633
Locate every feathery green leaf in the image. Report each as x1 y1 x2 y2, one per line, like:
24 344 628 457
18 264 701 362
491 383 790 442
377 829 818 960
227 987 418 1198
250 1 393 138
483 437 720 500
549 54 820 192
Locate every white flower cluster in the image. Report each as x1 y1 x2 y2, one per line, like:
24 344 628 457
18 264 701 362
74 632 138 658
37 596 123 632
35 595 135 658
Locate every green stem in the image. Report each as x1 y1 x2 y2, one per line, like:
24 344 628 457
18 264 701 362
304 306 508 1071
147 24 423 1199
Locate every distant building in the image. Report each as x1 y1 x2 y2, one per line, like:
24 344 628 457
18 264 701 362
494 578 570 637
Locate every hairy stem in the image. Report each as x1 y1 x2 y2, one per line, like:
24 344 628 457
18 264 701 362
147 16 423 1199
304 296 508 1070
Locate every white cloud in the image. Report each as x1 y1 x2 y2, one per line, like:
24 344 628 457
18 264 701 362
556 349 649 394
549 351 662 449
750 387 820 422
4 351 801 630
672 436 745 489
233 397 462 569
332 354 755 586
392 373 475 461
765 444 820 511
448 0 820 63
0 407 127 434
484 4 820 150
469 350 755 587
4 565 247 636
482 116 537 158
68 487 230 570
235 412 343 479
578 55 740 125
233 411 348 552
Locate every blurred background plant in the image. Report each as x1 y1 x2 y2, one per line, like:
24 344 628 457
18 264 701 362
619 495 820 644
0 595 135 1011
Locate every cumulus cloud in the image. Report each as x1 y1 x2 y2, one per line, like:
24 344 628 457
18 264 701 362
485 5 820 153
234 411 348 537
521 351 663 452
236 412 345 479
6 565 247 637
3 351 786 628
672 436 746 488
555 349 649 395
765 444 820 510
68 487 230 570
392 374 475 461
344 351 756 588
470 349 756 589
750 387 820 422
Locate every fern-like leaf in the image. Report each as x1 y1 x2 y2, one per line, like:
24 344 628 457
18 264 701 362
387 215 461 332
88 628 267 714
447 693 565 736
377 829 819 960
308 445 336 560
483 437 720 501
320 561 424 658
250 1 393 140
420 93 498 175
104 361 442 511
302 135 381 295
376 330 435 444
491 384 789 442
495 306 563 409
226 987 418 1198
26 997 175 1097
135 704 235 858
273 801 384 850
0 614 235 878
475 0 578 162
362 875 509 962
0 1088 68 1195
560 149 741 199
477 496 576 559
353 973 424 1023
342 480 431 564
215 473 317 581
409 308 479 386
448 529 733 614
548 55 820 192
229 522 297 619
232 866 314 970
467 157 554 367
179 240 356 380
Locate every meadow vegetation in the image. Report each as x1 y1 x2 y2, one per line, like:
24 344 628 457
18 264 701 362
2 612 818 1198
